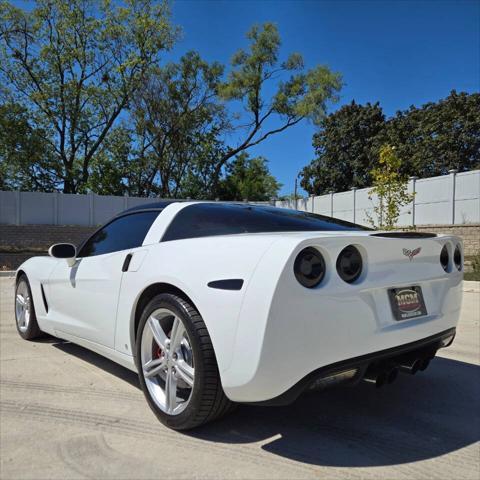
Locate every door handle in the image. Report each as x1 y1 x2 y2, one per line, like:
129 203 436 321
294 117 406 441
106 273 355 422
122 253 133 272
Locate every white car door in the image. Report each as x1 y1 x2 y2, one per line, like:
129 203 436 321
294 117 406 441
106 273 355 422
46 211 159 348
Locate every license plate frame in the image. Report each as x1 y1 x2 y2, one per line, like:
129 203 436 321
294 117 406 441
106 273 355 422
388 285 427 321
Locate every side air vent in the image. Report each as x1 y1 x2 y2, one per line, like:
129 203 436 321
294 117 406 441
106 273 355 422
40 283 49 313
207 279 244 290
371 232 437 239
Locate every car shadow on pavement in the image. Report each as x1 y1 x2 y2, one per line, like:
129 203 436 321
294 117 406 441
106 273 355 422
52 340 140 389
189 357 480 467
49 339 479 468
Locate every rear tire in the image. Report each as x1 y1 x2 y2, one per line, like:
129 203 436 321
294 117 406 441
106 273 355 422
136 293 234 430
15 274 42 340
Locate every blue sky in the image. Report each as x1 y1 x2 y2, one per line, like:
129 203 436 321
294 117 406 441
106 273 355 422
11 0 480 195
171 0 479 195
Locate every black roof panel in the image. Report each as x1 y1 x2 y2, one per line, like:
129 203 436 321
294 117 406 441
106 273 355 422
119 200 180 215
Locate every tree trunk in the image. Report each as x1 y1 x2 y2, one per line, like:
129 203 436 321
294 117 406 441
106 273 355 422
63 176 76 193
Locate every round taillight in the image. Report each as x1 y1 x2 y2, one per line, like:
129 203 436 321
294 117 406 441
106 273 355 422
336 245 363 283
453 245 462 271
294 247 325 288
440 245 449 272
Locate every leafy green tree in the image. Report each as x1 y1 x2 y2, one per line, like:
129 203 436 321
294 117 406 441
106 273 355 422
0 101 57 190
86 124 227 199
300 91 480 195
300 101 386 194
218 152 281 201
386 90 480 177
0 0 177 193
174 133 226 199
0 17 337 198
129 51 226 197
83 126 134 196
211 23 342 192
366 145 413 230
119 23 339 199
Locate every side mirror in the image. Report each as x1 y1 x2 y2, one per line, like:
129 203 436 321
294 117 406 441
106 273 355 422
48 243 77 267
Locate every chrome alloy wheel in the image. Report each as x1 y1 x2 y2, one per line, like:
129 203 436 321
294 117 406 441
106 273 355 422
140 308 195 415
15 280 31 333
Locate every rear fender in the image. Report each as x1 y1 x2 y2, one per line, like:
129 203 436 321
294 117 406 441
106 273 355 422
114 235 279 375
222 233 463 401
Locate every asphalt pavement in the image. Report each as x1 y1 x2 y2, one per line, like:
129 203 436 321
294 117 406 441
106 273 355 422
1 276 479 479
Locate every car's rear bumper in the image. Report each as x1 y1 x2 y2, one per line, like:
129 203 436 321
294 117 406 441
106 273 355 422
242 327 456 406
222 275 462 403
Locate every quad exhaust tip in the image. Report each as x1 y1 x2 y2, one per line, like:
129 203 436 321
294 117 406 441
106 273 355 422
399 358 421 375
363 365 399 388
363 354 434 388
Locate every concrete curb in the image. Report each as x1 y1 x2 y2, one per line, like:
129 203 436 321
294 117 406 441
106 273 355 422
0 271 15 277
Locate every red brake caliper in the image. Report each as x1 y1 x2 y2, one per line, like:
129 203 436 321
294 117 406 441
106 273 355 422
153 344 162 359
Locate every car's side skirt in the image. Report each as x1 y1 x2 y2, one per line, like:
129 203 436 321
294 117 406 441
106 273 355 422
54 329 137 373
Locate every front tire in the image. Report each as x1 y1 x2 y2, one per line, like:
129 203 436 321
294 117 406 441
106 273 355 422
15 274 42 340
136 293 233 430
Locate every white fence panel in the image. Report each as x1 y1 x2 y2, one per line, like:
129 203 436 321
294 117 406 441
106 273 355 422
356 188 375 226
455 171 480 224
125 196 155 209
332 191 353 222
0 191 162 226
0 190 17 224
397 180 415 227
297 198 308 212
58 193 90 226
304 196 313 213
92 194 125 225
1 170 478 226
274 170 479 226
414 175 451 225
20 192 55 225
276 199 295 210
313 194 331 216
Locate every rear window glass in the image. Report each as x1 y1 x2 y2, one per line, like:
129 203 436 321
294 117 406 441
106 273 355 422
162 203 369 242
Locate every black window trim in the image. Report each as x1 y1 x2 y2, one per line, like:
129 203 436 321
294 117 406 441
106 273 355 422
77 210 163 258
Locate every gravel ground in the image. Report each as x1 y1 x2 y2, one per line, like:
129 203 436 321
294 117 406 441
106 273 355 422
0 276 479 480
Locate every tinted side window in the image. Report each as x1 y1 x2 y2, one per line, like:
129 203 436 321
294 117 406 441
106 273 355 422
162 203 368 242
79 211 159 257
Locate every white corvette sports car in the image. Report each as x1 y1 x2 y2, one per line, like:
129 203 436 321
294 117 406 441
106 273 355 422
15 201 462 430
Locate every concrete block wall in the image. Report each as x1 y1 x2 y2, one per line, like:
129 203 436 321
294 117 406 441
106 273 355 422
414 224 480 257
0 224 96 250
1 253 38 270
0 223 478 270
0 225 96 270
